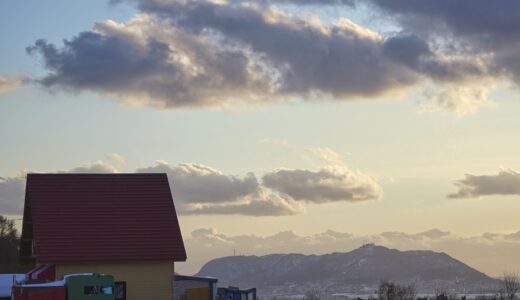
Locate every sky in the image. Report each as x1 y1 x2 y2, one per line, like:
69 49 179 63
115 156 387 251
1 0 520 277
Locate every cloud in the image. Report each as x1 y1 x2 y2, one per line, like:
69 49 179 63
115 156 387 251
0 161 118 215
417 229 451 239
258 138 289 147
25 0 506 115
27 15 272 108
230 0 356 6
136 161 291 216
368 0 520 88
136 161 259 204
179 227 520 277
1 151 380 217
448 169 520 199
418 85 494 117
367 0 520 43
106 153 126 169
136 160 380 216
0 75 23 96
303 147 346 166
182 187 305 216
0 173 27 215
0 160 119 215
139 0 424 97
382 34 487 83
27 0 440 109
64 160 119 174
273 148 382 203
263 166 382 203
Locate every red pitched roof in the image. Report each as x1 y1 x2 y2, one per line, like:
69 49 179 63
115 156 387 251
22 173 186 263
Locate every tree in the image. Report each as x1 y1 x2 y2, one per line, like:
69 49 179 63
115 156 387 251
499 273 520 300
378 281 417 300
304 289 321 300
0 215 17 241
0 215 25 273
397 284 417 300
434 285 457 300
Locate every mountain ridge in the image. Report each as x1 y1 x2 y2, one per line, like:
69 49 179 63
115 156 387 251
196 244 499 296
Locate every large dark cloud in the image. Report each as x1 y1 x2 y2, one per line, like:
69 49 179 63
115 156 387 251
25 0 502 112
368 0 520 84
448 169 520 199
30 0 474 109
368 0 520 43
266 0 355 5
23 0 520 114
138 0 423 98
229 0 355 5
27 16 270 108
382 35 486 83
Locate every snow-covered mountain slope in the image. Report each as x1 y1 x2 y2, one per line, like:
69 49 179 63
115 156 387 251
196 244 499 296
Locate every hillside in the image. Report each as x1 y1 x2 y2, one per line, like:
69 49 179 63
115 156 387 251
196 244 499 296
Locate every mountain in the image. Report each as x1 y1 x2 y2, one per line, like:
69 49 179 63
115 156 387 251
196 244 499 297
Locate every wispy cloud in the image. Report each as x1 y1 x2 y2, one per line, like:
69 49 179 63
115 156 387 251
106 153 126 169
0 75 23 96
258 138 289 147
303 147 347 166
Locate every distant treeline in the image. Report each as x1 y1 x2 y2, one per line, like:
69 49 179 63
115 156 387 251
279 279 519 300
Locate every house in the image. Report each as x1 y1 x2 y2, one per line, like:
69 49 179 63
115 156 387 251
19 173 187 300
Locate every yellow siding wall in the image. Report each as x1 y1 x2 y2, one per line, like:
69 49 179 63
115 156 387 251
55 261 175 300
186 288 210 300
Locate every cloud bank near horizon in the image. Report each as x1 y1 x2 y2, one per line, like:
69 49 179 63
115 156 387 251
180 227 520 277
23 0 514 115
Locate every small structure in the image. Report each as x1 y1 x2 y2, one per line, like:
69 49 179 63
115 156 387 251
19 173 187 300
0 274 25 300
173 275 218 300
217 287 257 300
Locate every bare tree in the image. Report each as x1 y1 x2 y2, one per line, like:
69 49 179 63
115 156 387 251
378 281 417 300
304 289 321 300
500 273 520 300
434 286 457 300
397 284 417 300
0 215 17 240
